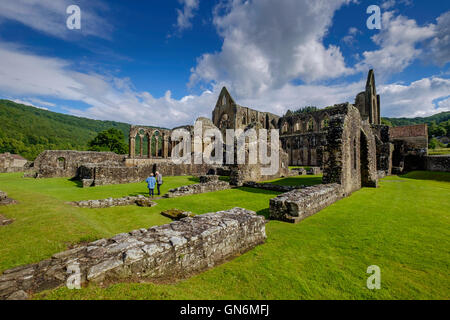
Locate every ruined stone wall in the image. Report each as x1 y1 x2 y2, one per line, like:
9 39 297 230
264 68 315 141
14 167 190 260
0 191 16 206
79 162 216 187
32 150 125 178
360 123 379 187
269 184 343 223
389 124 428 154
426 155 450 172
322 104 363 195
0 153 28 173
212 87 279 132
70 196 156 208
164 178 231 198
0 208 266 300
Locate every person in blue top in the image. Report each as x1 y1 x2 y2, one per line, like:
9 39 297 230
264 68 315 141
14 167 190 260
145 173 156 198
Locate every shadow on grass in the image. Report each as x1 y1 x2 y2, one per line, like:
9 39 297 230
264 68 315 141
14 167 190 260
256 208 270 219
188 176 200 183
69 178 84 188
236 187 280 195
400 171 450 183
266 176 323 186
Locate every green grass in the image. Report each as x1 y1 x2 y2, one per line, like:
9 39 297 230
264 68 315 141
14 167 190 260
429 148 450 156
0 171 449 300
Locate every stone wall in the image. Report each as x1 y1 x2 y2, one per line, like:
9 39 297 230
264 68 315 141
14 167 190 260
70 196 156 208
243 182 302 193
0 153 28 173
79 162 216 187
426 155 450 172
32 150 125 178
269 184 343 223
389 124 428 156
164 177 231 198
0 208 266 300
0 191 15 206
322 104 362 195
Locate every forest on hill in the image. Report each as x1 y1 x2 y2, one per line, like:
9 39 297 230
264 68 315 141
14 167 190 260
0 100 160 160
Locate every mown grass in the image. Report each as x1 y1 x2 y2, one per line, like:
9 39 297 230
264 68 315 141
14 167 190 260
0 171 449 300
429 148 450 156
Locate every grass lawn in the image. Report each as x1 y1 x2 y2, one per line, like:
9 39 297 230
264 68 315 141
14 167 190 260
0 171 449 300
429 148 450 156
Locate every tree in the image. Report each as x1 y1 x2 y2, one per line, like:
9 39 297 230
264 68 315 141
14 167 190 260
88 128 128 154
293 106 318 115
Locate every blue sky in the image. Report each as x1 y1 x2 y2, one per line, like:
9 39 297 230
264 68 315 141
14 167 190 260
0 0 449 128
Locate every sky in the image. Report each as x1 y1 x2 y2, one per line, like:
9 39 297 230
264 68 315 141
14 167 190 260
0 0 449 128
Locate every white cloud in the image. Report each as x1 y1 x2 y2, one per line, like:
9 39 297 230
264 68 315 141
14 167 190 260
174 0 200 32
342 27 361 45
0 0 112 40
378 77 450 117
11 99 48 110
425 11 450 66
189 0 355 97
356 11 436 78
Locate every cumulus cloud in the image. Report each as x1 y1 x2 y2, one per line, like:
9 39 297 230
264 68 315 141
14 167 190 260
425 11 450 66
0 43 217 128
0 0 113 40
378 77 450 117
174 0 200 32
356 11 436 78
189 0 355 97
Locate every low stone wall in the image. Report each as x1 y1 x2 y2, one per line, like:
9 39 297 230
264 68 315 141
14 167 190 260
164 180 231 198
0 191 16 206
0 208 266 300
426 155 450 172
243 182 302 193
269 184 343 223
307 167 322 175
70 196 156 208
0 214 14 226
290 168 307 175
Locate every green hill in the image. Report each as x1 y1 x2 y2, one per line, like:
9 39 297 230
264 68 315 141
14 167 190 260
382 111 450 127
0 100 140 160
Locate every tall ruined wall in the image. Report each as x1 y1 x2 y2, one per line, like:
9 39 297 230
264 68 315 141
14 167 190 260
32 150 125 178
371 125 393 175
322 104 375 195
389 124 428 154
279 105 354 167
212 87 279 132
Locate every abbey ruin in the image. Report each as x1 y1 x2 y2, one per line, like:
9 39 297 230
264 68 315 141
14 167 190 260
2 70 449 300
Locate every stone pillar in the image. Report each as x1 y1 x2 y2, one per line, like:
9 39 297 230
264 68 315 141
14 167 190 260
163 135 169 158
129 137 135 158
147 135 152 159
155 135 159 157
139 135 143 158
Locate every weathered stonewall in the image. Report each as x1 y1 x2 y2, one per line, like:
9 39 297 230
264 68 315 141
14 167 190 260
269 184 344 223
164 180 231 198
70 195 156 208
0 214 14 226
0 208 266 300
0 191 16 206
243 182 304 193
